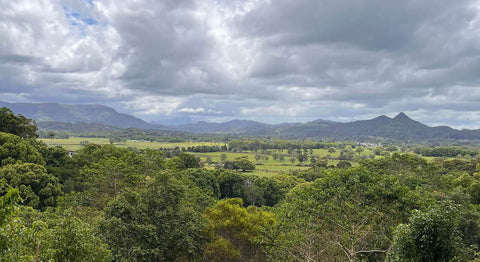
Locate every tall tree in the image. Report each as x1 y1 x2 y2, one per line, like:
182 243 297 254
80 156 140 208
0 163 62 210
100 172 208 261
271 167 419 261
388 205 459 262
0 107 37 139
0 132 45 166
204 198 275 261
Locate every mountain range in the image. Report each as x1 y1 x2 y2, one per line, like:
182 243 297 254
2 101 480 141
0 101 161 130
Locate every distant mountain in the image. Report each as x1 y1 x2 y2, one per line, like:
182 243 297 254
171 112 480 141
37 121 121 133
2 101 480 141
277 112 480 140
0 102 162 129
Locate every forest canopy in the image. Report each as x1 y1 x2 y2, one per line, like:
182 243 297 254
1 108 480 261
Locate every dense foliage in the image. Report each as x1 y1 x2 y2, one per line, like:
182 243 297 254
2 108 480 261
0 107 38 139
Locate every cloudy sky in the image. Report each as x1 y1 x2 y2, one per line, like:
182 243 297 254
1 0 480 128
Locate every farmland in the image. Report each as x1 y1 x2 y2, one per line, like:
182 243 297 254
40 137 384 177
39 137 225 150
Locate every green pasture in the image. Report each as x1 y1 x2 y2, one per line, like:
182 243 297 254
192 151 346 177
40 137 380 177
39 137 225 151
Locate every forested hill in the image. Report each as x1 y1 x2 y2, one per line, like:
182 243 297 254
0 101 161 129
276 112 480 140
173 112 480 141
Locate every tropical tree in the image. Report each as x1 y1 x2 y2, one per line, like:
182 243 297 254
270 167 419 261
388 204 460 262
204 198 276 261
0 132 45 166
80 156 140 208
0 107 37 139
0 163 62 210
100 172 208 261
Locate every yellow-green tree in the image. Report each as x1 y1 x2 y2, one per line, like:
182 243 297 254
204 198 275 261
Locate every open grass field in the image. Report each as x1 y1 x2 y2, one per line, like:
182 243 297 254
191 149 366 177
39 137 226 151
192 152 311 177
40 137 382 177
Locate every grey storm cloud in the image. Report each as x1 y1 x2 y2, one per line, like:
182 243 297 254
1 0 480 127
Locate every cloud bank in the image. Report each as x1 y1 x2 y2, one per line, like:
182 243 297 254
1 0 480 128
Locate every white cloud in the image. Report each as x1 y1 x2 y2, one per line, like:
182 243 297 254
177 107 223 114
178 107 206 113
122 95 184 115
1 0 480 128
240 104 309 117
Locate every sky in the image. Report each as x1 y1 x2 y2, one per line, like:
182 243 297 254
1 0 480 128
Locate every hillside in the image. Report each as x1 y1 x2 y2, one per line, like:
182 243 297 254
2 102 480 141
0 102 161 129
170 112 480 141
277 112 480 140
37 121 121 133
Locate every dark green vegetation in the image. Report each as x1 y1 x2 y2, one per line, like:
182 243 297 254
6 102 480 141
3 108 480 261
0 107 38 139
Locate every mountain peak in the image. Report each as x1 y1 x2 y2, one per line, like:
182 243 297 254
393 112 411 120
372 115 391 122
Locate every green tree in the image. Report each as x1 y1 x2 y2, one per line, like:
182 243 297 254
0 182 20 228
271 167 419 261
165 153 200 171
220 153 228 163
0 163 62 210
235 157 255 172
177 153 200 168
388 205 459 262
80 156 140 208
243 176 284 207
47 131 56 144
109 137 121 145
204 198 276 261
180 169 220 199
138 148 165 175
0 206 111 262
337 160 352 168
165 156 186 170
217 171 246 199
0 132 45 166
361 153 438 190
0 107 37 139
35 145 73 190
100 172 208 261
